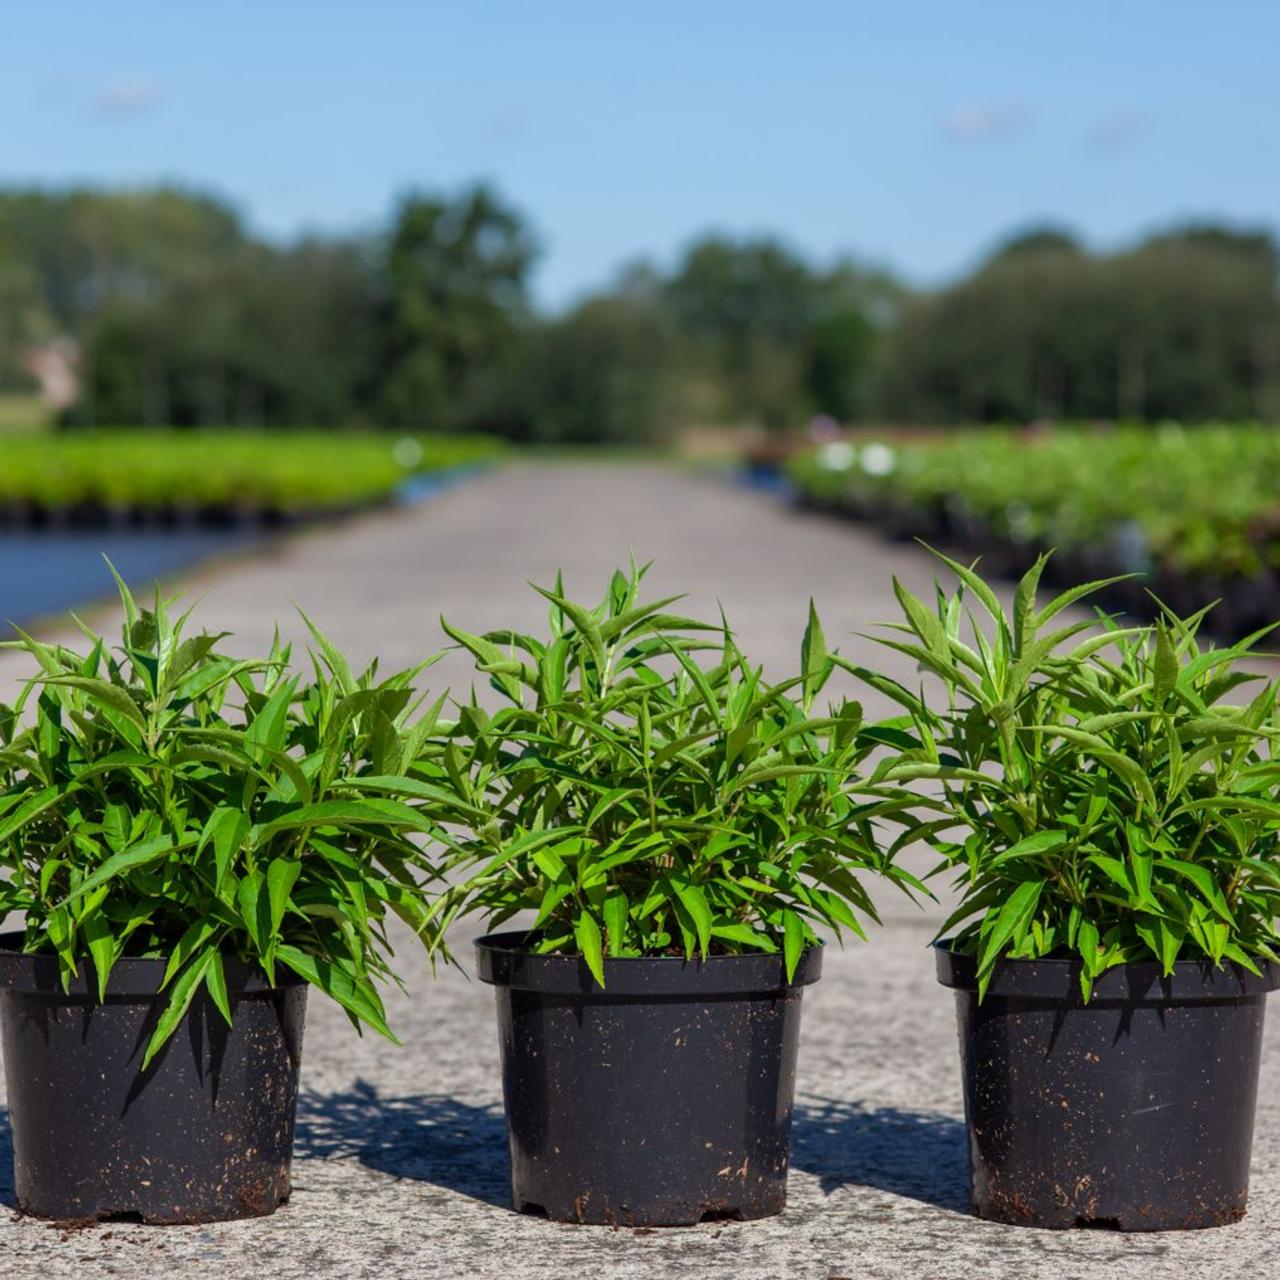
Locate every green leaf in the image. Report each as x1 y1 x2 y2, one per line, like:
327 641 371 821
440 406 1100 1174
161 920 219 987
529 585 607 677
198 805 249 892
60 837 177 906
602 891 629 955
919 545 1006 625
276 944 397 1040
238 872 267 954
1034 575 1136 629
39 676 146 729
82 911 117 1003
348 774 488 818
243 681 294 758
1153 624 1179 703
1158 859 1234 923
891 578 949 660
266 857 301 938
575 910 605 986
252 797 422 842
800 599 829 711
782 909 804 983
671 879 713 954
1088 855 1134 897
440 616 524 702
710 923 772 950
1012 553 1049 655
205 950 233 1025
990 829 1068 866
298 610 355 693
143 949 215 1069
104 557 140 632
977 879 1044 983
0 786 64 844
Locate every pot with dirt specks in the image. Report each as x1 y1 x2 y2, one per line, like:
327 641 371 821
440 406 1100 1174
0 932 307 1224
938 944 1279 1231
477 932 822 1226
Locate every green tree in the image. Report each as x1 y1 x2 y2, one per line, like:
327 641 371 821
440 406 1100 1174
80 239 381 427
526 291 681 445
0 187 245 333
872 223 1280 424
376 185 536 428
0 235 56 390
665 235 817 428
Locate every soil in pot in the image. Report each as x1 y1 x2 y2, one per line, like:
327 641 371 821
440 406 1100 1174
476 932 823 1227
937 945 1279 1231
0 932 307 1224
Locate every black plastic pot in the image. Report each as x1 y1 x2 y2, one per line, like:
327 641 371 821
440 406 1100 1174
937 944 1280 1230
0 932 307 1224
476 932 822 1226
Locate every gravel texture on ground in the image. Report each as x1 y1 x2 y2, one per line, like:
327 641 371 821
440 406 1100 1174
0 461 1275 1278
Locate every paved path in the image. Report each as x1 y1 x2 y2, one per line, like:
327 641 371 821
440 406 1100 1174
0 462 1276 1278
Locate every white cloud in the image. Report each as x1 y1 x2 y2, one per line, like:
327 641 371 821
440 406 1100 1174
1089 110 1146 152
94 78 162 118
489 108 526 140
941 101 1028 143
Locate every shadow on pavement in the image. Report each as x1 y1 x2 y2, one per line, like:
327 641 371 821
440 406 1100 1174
2 1090 967 1217
0 1108 11 1207
294 1081 510 1208
791 1095 969 1213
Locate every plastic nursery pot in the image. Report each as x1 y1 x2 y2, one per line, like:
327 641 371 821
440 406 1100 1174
0 931 307 1224
937 944 1280 1231
476 931 823 1226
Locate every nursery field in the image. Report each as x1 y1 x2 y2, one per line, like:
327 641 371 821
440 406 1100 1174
789 424 1280 637
0 429 503 524
0 461 1276 1280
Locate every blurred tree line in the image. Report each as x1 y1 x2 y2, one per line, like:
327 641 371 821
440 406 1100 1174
1 185 1276 439
878 225 1280 423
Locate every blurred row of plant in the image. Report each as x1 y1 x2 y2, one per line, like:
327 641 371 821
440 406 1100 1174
2 188 1277 441
0 430 499 517
788 425 1280 635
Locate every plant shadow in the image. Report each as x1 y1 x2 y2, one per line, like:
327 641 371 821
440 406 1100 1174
2 1090 969 1218
790 1095 970 1214
293 1081 510 1209
0 1107 13 1208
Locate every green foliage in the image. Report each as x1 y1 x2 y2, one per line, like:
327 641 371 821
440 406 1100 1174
0 186 244 334
9 179 1275 438
80 240 382 428
463 245 899 442
378 185 536 429
788 424 1280 582
431 562 923 982
664 237 899 430
8 184 536 431
482 288 684 446
0 570 449 1063
867 550 1280 996
0 430 501 514
872 226 1280 422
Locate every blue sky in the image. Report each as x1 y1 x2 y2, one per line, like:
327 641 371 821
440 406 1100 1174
5 1 1278 306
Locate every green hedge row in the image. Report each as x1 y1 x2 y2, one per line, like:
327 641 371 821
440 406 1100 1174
0 430 503 517
787 424 1280 634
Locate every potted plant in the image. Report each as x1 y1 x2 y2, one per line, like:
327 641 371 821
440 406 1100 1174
0 570 446 1223
869 550 1280 1230
430 563 923 1225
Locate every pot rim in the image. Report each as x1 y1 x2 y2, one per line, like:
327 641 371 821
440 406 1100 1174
934 939 1280 1002
475 929 823 995
0 929 305 997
